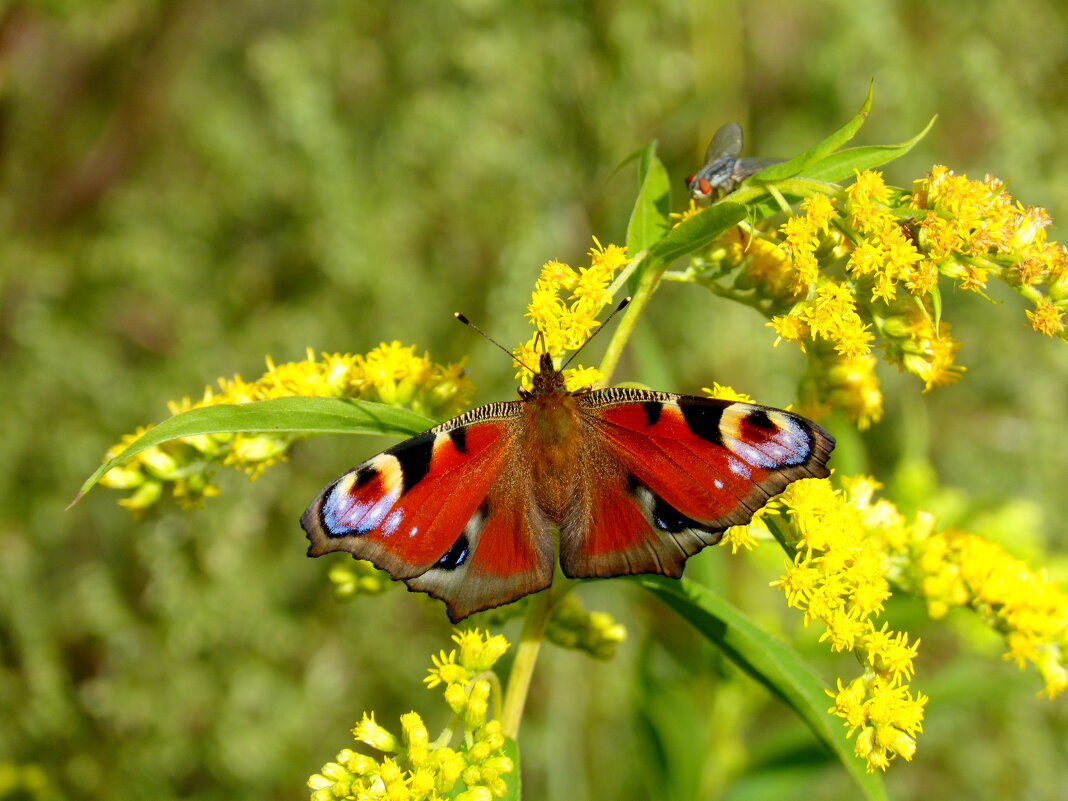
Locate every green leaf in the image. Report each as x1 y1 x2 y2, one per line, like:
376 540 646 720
634 575 888 801
800 116 937 183
645 201 746 268
75 397 436 503
754 82 874 182
501 736 522 800
626 140 672 256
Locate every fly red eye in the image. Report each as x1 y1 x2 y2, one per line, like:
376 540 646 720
685 174 696 187
698 178 713 195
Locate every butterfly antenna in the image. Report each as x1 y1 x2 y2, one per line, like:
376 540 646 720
561 296 631 370
454 312 537 374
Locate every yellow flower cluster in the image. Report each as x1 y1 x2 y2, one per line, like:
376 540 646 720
516 239 629 390
843 171 927 303
798 350 884 430
879 303 963 391
766 477 926 771
914 529 1068 699
760 473 1068 769
696 166 1068 424
327 558 393 600
719 225 804 302
544 593 628 659
308 629 515 801
100 344 473 512
911 166 1068 337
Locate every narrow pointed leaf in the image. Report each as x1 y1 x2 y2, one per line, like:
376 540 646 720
754 82 875 182
646 202 746 267
76 397 436 503
635 574 888 801
800 116 937 183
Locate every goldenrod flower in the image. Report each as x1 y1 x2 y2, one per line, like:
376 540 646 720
309 630 515 800
545 593 628 659
701 382 754 403
766 476 926 771
798 351 883 431
452 628 511 673
351 712 398 753
688 165 1067 424
424 649 470 689
516 239 629 389
669 198 703 226
910 527 1068 699
328 559 392 600
1027 297 1066 336
760 471 1068 770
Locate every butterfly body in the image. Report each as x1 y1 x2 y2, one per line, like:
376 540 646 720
303 352 834 621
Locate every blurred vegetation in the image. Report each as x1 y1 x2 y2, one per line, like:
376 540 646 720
2 1 1067 799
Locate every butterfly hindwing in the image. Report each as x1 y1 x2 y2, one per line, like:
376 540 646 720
558 388 833 579
406 466 554 622
301 402 555 622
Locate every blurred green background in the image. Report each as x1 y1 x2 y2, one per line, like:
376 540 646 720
2 1 1067 799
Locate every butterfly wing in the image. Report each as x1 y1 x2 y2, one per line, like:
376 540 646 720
558 388 834 579
302 402 554 622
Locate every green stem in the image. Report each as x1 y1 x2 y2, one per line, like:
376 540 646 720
500 588 553 738
599 256 664 384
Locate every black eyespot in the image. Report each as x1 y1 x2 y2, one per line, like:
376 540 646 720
437 534 470 570
651 494 702 534
354 465 378 488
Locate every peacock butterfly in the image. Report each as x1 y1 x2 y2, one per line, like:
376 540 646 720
302 321 834 622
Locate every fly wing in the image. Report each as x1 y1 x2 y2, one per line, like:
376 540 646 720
705 121 743 162
732 156 785 183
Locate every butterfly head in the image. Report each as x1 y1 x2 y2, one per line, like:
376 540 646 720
525 351 566 397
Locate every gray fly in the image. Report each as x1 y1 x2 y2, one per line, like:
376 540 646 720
686 122 782 201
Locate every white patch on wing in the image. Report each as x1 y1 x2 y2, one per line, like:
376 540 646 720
463 505 487 543
766 411 808 463
720 406 810 468
322 453 404 534
383 509 404 536
726 454 752 478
